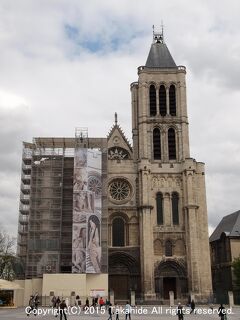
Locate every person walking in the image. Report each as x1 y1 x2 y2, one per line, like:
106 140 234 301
125 301 131 320
52 296 57 308
218 304 226 320
27 295 36 316
190 299 195 314
107 303 113 320
75 295 81 307
59 300 67 320
115 303 120 320
56 296 61 308
177 302 184 320
33 293 40 313
99 297 105 309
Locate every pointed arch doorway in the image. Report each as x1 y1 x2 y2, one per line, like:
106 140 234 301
155 260 188 300
109 252 141 300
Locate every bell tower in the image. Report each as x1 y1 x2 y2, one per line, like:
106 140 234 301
131 29 212 301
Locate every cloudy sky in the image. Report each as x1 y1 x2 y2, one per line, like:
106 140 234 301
0 0 239 237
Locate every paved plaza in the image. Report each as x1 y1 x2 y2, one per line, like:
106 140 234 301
0 306 239 320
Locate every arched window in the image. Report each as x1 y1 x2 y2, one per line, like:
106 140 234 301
165 240 173 256
169 85 176 116
112 217 125 246
159 85 167 116
153 128 161 160
168 128 176 160
172 192 179 225
156 192 163 225
149 85 156 116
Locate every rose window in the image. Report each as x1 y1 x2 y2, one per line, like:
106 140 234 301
88 174 102 198
109 178 131 201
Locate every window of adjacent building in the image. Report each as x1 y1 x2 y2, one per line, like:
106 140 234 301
156 192 163 225
153 128 161 160
169 85 176 116
172 192 179 225
168 128 176 160
149 85 157 116
165 240 173 256
159 85 167 116
112 217 125 246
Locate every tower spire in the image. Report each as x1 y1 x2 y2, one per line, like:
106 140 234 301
114 112 118 125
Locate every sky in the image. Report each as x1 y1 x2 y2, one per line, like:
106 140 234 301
0 0 240 237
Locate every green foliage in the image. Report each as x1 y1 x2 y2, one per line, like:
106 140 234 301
232 256 240 289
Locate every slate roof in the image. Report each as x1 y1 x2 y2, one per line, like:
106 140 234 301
145 42 177 68
209 210 240 242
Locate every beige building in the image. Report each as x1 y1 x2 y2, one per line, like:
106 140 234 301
17 31 212 304
108 31 212 302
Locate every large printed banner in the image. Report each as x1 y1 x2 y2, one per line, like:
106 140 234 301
72 148 102 273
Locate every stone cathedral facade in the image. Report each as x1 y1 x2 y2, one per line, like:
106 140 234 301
17 32 212 303
107 32 212 301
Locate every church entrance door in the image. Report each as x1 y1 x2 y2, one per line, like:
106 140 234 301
109 252 141 301
109 275 129 300
163 277 176 299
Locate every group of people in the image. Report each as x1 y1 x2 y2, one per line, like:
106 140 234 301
107 301 132 320
51 296 69 320
27 294 228 320
177 300 227 320
27 293 40 316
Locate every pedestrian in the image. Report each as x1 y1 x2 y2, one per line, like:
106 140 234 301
108 302 113 320
99 296 105 309
75 295 81 307
177 302 184 320
52 296 57 308
59 299 67 320
83 297 89 310
34 293 40 312
65 297 69 308
56 296 61 308
125 301 131 320
115 303 120 320
27 295 36 317
190 299 195 314
218 304 226 320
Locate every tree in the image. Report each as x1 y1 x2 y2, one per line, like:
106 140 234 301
0 227 16 281
232 256 240 289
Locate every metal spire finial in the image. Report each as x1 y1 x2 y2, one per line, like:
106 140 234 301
161 20 164 41
114 112 118 125
152 23 164 44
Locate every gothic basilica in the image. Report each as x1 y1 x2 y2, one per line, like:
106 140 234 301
17 31 212 304
107 31 212 301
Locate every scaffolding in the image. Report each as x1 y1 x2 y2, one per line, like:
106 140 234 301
17 135 108 278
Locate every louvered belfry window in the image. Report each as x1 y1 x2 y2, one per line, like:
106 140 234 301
153 128 161 160
159 85 167 116
169 85 176 116
168 128 176 160
149 85 157 116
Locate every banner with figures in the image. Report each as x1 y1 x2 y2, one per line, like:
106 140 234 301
72 148 102 273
